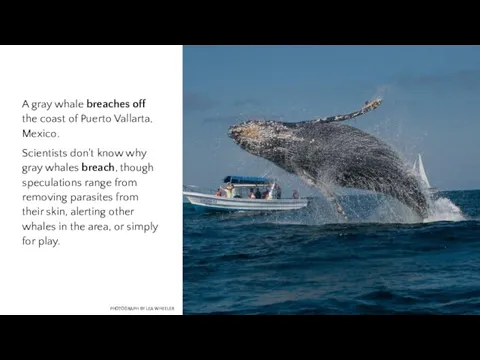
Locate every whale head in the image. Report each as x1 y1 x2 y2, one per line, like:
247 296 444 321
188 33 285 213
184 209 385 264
228 119 303 163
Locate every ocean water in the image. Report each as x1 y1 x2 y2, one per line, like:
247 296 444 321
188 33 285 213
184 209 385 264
183 190 480 314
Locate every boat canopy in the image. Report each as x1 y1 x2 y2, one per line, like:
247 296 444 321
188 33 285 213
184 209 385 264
223 175 272 185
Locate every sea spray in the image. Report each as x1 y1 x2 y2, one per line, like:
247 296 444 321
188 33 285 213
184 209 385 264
424 196 465 223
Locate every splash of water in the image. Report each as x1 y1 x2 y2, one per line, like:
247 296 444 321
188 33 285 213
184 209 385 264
424 195 466 223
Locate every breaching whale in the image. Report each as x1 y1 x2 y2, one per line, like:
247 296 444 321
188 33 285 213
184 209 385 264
227 98 429 220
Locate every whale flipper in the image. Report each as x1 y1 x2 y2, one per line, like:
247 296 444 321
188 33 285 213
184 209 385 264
304 98 383 125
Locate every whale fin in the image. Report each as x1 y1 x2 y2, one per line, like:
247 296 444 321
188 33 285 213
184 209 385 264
306 98 383 125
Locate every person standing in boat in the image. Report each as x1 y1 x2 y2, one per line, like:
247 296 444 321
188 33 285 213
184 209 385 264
275 184 282 199
221 182 234 198
261 189 270 199
292 190 299 199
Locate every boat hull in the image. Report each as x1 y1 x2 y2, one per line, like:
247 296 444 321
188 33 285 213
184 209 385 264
183 191 308 212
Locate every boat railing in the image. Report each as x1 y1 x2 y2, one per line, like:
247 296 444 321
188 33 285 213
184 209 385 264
183 184 218 195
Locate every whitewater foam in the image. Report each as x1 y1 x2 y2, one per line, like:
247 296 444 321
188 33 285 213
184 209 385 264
424 196 466 223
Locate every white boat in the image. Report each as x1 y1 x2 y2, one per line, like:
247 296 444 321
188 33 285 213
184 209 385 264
183 175 308 212
412 154 438 193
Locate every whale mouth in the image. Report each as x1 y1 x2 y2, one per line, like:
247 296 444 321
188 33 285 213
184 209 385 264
227 125 237 137
228 121 260 142
228 125 241 143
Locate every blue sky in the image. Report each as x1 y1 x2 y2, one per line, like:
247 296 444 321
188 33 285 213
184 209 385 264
183 45 480 193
